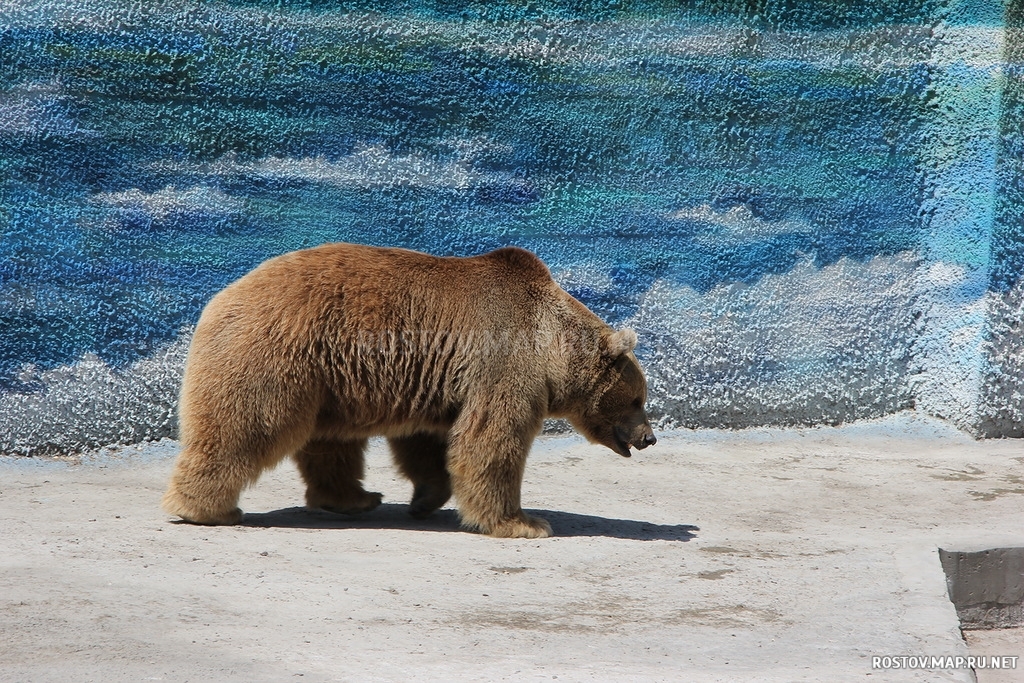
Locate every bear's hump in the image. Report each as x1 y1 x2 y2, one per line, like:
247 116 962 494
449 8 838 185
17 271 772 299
481 246 552 281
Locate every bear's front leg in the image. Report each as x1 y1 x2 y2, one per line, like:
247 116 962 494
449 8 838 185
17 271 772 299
447 407 551 539
294 438 383 515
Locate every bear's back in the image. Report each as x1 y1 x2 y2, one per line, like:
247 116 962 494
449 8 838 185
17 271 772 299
243 243 554 320
200 242 566 361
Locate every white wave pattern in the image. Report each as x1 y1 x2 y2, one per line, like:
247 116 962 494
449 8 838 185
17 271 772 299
93 186 246 218
979 280 1024 437
248 146 480 189
0 332 190 456
151 144 492 191
1 255 924 455
0 81 95 138
667 204 810 244
628 253 921 429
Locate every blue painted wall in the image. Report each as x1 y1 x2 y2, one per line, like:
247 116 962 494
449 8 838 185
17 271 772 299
1 1 1020 453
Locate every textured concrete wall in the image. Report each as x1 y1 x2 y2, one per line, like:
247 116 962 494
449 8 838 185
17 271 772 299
0 1 1021 454
980 4 1024 437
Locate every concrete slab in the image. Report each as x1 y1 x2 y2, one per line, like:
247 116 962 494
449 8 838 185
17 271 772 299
1 412 1022 682
940 547 1024 629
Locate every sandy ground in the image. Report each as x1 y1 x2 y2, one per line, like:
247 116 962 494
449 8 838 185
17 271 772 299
2 412 1023 682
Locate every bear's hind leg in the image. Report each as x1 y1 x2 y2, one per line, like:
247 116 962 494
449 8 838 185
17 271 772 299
388 432 452 519
295 438 383 515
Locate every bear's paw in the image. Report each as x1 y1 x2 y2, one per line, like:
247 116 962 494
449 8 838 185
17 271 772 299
486 513 553 539
310 490 384 516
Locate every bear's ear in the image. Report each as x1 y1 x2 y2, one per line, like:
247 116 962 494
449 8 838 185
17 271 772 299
604 328 638 358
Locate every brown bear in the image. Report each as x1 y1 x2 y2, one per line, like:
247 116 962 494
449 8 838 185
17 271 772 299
161 243 656 538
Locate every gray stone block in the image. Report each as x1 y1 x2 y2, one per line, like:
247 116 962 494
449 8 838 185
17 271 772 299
939 547 1024 630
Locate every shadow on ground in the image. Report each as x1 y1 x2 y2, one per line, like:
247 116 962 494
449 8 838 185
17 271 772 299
241 503 698 541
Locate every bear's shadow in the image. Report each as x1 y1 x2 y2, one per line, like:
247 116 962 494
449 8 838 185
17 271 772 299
241 503 698 541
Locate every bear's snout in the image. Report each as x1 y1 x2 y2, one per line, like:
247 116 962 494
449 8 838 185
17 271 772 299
613 422 656 454
634 425 656 450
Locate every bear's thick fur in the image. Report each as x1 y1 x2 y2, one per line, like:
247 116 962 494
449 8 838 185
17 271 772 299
162 243 656 538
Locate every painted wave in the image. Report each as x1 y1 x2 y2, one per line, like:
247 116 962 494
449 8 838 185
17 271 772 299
0 252 931 454
979 280 1024 437
0 331 189 456
628 252 921 429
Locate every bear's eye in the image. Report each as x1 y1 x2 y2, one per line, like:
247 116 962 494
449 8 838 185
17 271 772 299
632 398 642 409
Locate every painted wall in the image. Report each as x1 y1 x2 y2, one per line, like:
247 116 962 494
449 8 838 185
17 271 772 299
1 1 1020 454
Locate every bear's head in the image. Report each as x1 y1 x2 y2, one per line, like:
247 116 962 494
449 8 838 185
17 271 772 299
573 328 657 458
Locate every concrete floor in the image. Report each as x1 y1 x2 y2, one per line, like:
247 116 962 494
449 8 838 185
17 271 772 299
1 412 1022 682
